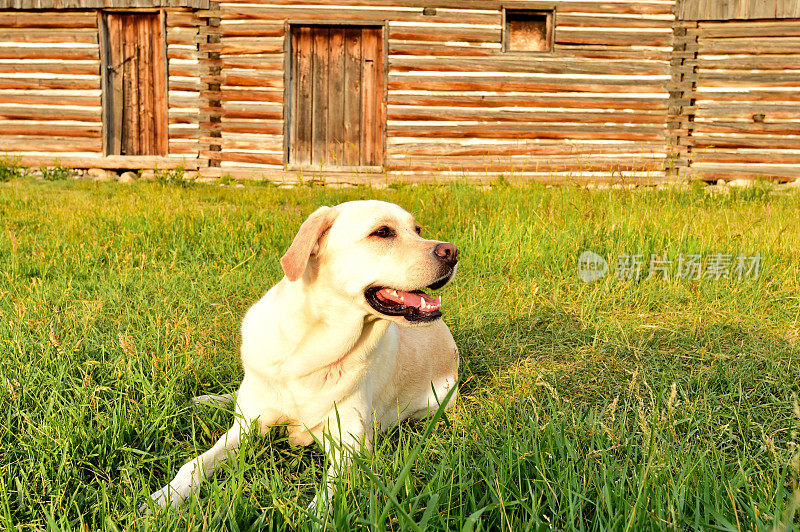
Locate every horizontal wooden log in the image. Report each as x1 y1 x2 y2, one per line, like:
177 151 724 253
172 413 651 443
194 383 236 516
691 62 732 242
387 123 664 141
694 91 800 102
205 39 283 55
697 21 800 39
16 155 201 170
0 28 98 43
386 158 665 172
221 57 283 71
0 105 100 121
0 62 98 76
0 46 97 60
388 57 666 76
220 23 284 38
551 44 670 60
555 29 671 47
220 138 281 151
693 37 800 54
166 12 197 27
208 88 283 102
694 113 800 124
691 55 800 70
220 104 282 120
388 42 498 57
168 78 202 91
387 141 666 157
689 136 800 149
220 73 282 88
0 135 101 152
388 93 667 110
219 6 497 24
166 30 201 46
221 120 282 134
387 107 666 124
697 72 800 84
0 12 96 28
213 151 282 165
0 122 100 136
692 151 800 164
691 122 800 135
692 164 800 178
558 15 673 29
388 26 499 44
387 77 667 93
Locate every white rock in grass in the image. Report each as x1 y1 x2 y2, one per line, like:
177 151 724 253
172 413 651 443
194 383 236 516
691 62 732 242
728 179 752 188
119 171 137 184
87 168 114 181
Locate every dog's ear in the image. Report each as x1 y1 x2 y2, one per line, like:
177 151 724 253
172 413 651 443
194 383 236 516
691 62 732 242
280 206 337 282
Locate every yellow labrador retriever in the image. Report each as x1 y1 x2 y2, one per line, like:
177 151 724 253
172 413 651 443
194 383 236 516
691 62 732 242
147 200 459 510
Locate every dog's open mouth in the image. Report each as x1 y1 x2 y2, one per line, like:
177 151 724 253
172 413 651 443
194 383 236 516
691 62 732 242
364 286 443 322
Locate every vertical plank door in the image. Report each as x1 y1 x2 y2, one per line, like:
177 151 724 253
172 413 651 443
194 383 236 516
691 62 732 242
289 25 385 167
103 12 168 156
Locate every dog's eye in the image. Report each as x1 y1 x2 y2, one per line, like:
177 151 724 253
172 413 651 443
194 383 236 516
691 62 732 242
414 226 422 235
370 226 395 238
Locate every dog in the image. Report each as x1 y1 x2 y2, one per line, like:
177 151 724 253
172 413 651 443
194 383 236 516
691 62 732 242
146 200 459 511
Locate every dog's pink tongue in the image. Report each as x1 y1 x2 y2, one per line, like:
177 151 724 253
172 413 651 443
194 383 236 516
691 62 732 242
376 288 441 311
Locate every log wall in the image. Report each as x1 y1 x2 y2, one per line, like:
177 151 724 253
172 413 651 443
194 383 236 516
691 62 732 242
0 12 104 160
208 0 676 182
166 10 203 163
0 0 798 183
680 19 800 180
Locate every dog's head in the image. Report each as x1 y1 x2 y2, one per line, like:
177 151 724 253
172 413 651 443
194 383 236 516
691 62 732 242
280 200 458 325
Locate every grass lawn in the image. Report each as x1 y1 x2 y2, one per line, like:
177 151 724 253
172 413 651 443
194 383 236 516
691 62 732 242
1 178 799 530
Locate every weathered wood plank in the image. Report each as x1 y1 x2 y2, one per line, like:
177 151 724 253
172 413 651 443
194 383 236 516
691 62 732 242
327 27 345 166
387 123 665 141
343 27 362 166
361 26 383 166
388 57 667 76
291 25 312 165
0 135 101 152
311 26 330 164
387 77 667 93
387 107 667 124
0 12 97 28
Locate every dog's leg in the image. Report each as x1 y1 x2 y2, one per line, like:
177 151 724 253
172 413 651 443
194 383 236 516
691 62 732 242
309 406 371 515
191 392 235 409
146 420 246 510
146 403 280 511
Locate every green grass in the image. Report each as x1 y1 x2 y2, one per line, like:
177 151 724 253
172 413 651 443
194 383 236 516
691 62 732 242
1 178 799 530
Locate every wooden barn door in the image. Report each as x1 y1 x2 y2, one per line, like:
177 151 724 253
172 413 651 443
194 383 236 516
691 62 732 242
102 12 168 156
289 26 385 167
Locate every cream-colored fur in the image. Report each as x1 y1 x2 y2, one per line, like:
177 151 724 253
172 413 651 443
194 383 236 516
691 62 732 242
146 200 459 511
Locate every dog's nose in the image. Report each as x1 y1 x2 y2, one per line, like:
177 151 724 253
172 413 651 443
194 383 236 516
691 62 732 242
433 242 458 266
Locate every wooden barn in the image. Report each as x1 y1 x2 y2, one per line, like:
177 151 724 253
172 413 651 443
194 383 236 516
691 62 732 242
0 0 798 183
203 0 678 183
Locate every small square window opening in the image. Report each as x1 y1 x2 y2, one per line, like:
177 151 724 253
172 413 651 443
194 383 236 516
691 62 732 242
504 10 553 52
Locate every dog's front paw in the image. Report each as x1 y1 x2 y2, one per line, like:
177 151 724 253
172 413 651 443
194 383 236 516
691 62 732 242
308 489 334 516
140 482 189 514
